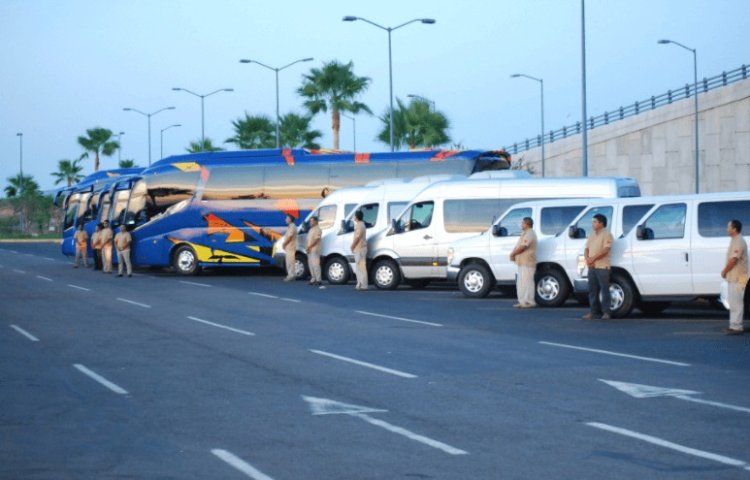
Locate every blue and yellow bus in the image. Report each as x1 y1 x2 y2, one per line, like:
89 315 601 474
118 148 511 274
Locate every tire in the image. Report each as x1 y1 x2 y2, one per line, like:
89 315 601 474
324 256 350 285
173 245 201 276
609 273 636 318
535 268 571 307
372 259 401 290
638 301 670 315
294 253 309 280
458 263 493 298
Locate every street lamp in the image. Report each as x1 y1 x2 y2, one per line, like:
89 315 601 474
239 57 314 148
510 73 546 177
406 94 436 112
172 87 233 144
658 38 700 194
160 124 182 159
581 0 588 176
123 106 176 166
341 113 356 152
112 131 125 163
16 132 23 180
343 16 436 152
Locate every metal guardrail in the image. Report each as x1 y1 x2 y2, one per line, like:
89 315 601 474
503 64 749 155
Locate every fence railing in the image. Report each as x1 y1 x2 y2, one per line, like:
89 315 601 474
503 64 749 155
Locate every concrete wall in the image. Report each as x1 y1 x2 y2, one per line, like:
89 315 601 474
515 78 750 195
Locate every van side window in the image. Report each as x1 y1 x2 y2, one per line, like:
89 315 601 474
621 204 653 236
498 208 532 236
344 203 357 219
360 203 379 228
388 202 408 223
399 202 434 232
541 206 586 235
698 201 750 237
643 203 687 239
317 205 337 230
444 199 502 233
575 206 613 238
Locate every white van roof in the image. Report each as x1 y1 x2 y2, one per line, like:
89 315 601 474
468 170 531 179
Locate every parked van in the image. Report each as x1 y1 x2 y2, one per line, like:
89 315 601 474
573 192 750 317
367 176 641 289
448 197 654 301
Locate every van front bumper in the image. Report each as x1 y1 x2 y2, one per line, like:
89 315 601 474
573 278 589 293
446 265 461 282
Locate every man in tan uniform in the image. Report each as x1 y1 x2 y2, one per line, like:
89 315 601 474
100 220 114 273
721 219 748 335
73 224 89 268
351 210 368 290
114 225 133 277
306 216 323 286
91 223 103 271
583 213 614 320
510 217 537 308
282 214 298 282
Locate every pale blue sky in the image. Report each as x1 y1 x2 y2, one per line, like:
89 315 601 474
1 0 748 192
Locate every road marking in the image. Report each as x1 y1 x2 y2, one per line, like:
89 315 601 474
310 349 417 378
601 379 750 414
67 284 91 291
179 280 211 287
280 297 301 303
43 257 56 261
10 324 39 342
211 449 275 480
586 422 750 471
303 396 467 455
23 253 34 257
73 364 129 395
8 250 18 254
539 341 690 367
36 275 53 282
355 310 442 327
117 297 151 308
187 316 255 336
248 292 278 299
12 269 26 274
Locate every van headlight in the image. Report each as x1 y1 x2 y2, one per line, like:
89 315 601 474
447 247 455 266
577 254 587 277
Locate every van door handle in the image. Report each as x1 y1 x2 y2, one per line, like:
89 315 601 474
684 252 689 262
423 235 432 240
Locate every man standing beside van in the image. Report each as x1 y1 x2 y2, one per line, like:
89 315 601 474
510 217 537 308
583 214 614 320
282 214 298 282
351 210 368 290
306 216 323 287
721 219 748 335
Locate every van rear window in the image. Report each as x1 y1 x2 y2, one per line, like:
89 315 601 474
444 199 503 233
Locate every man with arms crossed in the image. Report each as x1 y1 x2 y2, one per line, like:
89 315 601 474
583 214 613 320
282 214 298 282
721 219 748 335
351 210 368 290
509 217 537 308
306 216 323 287
114 224 133 277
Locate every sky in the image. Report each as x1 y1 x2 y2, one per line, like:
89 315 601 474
1 0 748 193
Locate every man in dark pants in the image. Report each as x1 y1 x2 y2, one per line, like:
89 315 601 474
583 213 614 320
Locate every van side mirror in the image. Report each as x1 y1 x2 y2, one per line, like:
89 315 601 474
568 225 586 239
388 218 400 235
636 225 654 240
492 225 507 237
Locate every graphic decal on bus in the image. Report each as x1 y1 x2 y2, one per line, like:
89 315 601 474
167 236 261 264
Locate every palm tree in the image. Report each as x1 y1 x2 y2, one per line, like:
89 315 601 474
118 159 138 168
77 127 119 172
297 60 372 150
51 153 86 187
186 138 224 153
280 113 322 149
225 114 275 149
377 97 450 150
4 174 40 198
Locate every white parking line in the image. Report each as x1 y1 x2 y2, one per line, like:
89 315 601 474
212 449 275 480
43 257 56 261
187 316 255 336
12 269 26 274
587 422 750 471
8 250 18 254
539 341 690 367
355 310 442 327
310 349 418 378
68 284 91 291
280 297 301 303
10 324 39 342
36 275 53 282
73 364 129 395
179 280 211 287
248 292 278 299
117 297 151 308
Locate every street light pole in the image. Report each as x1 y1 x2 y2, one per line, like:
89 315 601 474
341 113 356 152
239 57 314 149
123 106 176 166
16 132 23 180
171 87 233 144
160 124 182 159
343 16 436 152
581 0 588 176
112 131 125 163
406 94 436 112
510 74 545 177
658 38 700 193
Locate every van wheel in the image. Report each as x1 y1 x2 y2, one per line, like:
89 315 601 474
458 263 493 298
325 257 350 285
173 245 201 276
609 273 636 318
372 259 400 290
294 253 309 280
638 301 670 315
535 269 570 307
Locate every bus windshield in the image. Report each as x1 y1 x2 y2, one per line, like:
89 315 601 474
127 173 200 224
64 193 82 230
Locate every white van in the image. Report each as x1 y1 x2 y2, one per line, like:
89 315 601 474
448 197 654 302
367 176 641 289
573 192 750 317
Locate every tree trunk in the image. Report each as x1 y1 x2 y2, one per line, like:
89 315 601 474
95 151 100 172
332 109 340 150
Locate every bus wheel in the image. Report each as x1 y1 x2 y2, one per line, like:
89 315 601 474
609 273 635 318
458 263 492 298
174 245 200 276
294 254 310 280
535 269 570 307
324 257 350 285
372 259 400 290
